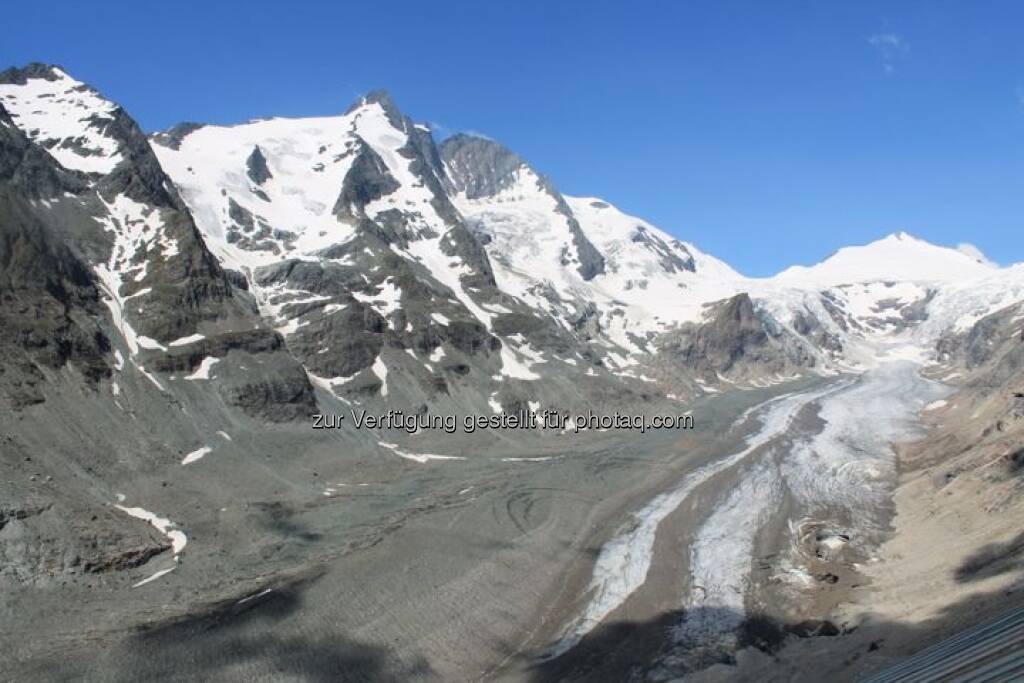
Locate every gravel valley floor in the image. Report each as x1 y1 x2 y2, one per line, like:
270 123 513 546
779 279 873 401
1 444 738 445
2 380 806 681
3 363 1020 682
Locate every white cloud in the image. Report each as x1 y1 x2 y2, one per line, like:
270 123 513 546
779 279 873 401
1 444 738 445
460 129 494 141
428 121 452 138
868 33 909 74
427 121 494 142
956 243 996 267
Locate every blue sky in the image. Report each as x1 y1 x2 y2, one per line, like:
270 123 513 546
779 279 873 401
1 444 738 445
3 1 1022 275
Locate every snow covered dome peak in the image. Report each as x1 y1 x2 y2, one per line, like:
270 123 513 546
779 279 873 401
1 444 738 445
773 231 997 286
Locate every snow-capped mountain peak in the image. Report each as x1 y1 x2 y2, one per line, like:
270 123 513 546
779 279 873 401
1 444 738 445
773 231 997 286
0 63 125 175
345 88 406 129
441 133 531 200
441 133 606 281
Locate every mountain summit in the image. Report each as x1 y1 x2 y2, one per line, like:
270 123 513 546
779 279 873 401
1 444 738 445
773 231 997 286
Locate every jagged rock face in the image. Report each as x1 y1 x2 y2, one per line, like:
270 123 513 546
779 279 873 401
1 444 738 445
248 229 508 402
441 133 530 200
791 308 844 355
628 224 695 274
148 122 204 151
245 145 272 185
440 134 605 281
0 495 171 586
346 89 406 130
0 64 176 209
224 197 295 254
0 190 112 406
0 63 315 420
0 64 125 176
560 212 605 280
911 302 1024 513
98 107 182 209
439 136 755 360
657 293 815 384
0 102 85 199
333 139 401 222
1 64 233 341
149 88 608 408
937 302 1024 380
121 212 241 342
215 346 319 421
0 103 111 407
818 282 937 336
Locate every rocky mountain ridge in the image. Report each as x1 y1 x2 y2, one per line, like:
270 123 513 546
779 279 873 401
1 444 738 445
5 64 1020 422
